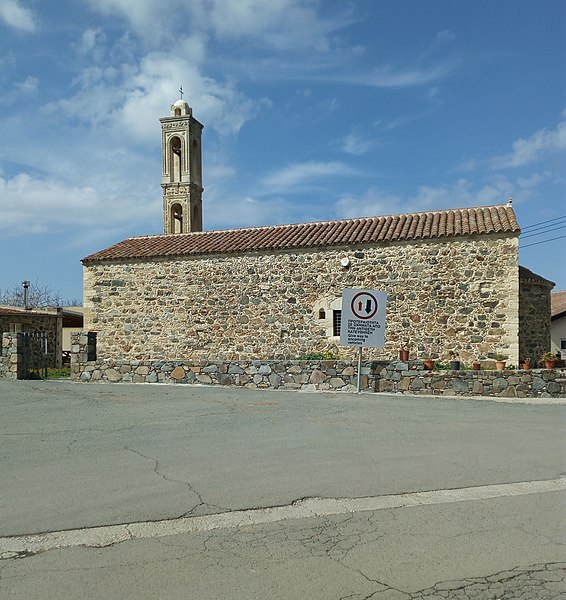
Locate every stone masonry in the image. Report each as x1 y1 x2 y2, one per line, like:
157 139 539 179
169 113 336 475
0 333 18 380
84 234 521 365
70 334 565 398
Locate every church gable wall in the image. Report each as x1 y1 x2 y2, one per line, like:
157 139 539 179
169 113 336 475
83 234 520 364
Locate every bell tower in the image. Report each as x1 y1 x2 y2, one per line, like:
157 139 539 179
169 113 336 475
160 97 204 234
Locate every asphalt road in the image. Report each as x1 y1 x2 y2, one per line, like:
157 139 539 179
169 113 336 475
1 380 565 599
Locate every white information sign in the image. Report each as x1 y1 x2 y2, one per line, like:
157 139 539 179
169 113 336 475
340 288 386 348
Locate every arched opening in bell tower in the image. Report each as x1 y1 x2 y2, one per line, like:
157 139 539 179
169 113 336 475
171 203 183 233
191 139 200 185
170 136 182 183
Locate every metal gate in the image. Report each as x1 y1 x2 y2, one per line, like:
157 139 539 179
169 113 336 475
19 332 48 380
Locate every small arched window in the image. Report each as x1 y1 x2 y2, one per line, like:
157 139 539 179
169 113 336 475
318 308 326 320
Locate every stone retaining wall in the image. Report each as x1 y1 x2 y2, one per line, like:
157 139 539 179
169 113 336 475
373 362 565 398
70 333 565 398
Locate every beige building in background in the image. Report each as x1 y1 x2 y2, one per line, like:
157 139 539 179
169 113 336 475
551 290 566 358
81 100 554 366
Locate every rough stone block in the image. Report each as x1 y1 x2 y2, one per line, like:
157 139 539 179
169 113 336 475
106 368 122 382
329 377 345 388
309 370 326 384
170 366 186 380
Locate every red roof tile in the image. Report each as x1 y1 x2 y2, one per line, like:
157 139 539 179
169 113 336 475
551 290 566 319
82 203 521 263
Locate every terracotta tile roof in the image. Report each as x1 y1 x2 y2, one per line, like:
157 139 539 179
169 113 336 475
551 290 566 319
82 203 520 263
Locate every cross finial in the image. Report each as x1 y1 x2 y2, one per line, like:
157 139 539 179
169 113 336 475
179 85 184 100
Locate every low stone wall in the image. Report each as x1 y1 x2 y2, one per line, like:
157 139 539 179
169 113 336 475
0 333 18 380
68 333 566 398
374 362 565 398
73 357 370 392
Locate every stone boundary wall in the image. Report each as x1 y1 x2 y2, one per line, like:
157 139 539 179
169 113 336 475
0 333 18 380
70 334 565 398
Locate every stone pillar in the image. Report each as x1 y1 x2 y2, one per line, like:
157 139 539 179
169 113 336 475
70 331 97 379
0 333 20 380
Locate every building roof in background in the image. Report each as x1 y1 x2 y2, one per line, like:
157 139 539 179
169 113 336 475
0 306 60 317
83 203 520 263
519 266 555 287
551 290 566 320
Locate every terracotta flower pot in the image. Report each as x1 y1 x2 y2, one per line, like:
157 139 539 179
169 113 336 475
472 363 481 371
544 360 556 369
399 349 409 361
423 359 435 370
495 361 506 371
522 363 531 370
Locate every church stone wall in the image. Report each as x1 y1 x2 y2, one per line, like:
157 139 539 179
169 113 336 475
83 234 520 364
519 275 553 364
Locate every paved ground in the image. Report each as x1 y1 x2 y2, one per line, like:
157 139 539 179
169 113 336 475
0 380 565 598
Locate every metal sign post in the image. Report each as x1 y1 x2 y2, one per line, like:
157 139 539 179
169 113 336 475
340 289 387 393
356 346 363 393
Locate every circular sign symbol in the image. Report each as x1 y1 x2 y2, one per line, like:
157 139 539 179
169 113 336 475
351 292 378 320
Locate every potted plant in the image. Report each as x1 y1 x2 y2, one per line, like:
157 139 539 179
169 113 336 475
422 349 436 371
399 342 410 362
494 353 507 371
447 350 460 370
539 351 557 369
521 356 532 370
472 359 481 371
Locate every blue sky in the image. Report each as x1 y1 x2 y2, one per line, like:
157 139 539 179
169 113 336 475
0 0 565 302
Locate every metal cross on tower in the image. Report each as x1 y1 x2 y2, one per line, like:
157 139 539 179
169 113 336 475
179 85 183 99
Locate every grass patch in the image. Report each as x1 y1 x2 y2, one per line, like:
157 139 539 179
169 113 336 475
47 367 71 379
297 352 340 360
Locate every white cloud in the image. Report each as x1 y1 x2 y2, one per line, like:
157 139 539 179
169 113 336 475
260 161 357 192
335 187 403 219
335 179 513 220
204 194 292 229
491 117 566 169
16 75 38 94
329 60 457 88
342 132 376 156
47 36 265 140
0 172 158 234
82 0 178 41
0 0 36 32
83 0 347 52
435 29 455 44
204 0 346 51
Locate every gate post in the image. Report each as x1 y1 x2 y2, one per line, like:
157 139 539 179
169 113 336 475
70 331 97 379
0 333 21 380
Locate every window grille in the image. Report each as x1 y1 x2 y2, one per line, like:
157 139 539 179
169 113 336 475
332 310 342 337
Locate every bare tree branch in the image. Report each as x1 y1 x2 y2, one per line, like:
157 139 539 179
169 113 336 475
0 280 78 308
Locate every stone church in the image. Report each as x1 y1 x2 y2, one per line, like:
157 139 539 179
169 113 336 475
81 99 554 366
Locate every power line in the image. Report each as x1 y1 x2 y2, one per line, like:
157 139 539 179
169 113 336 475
520 234 566 249
521 214 566 232
521 224 566 239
